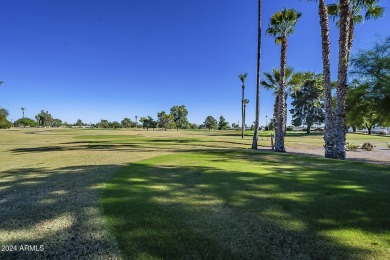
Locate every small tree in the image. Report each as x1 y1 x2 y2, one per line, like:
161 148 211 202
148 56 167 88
290 73 325 134
121 118 132 128
0 107 11 129
52 119 62 127
75 119 84 127
204 116 218 131
99 119 110 128
140 116 156 131
170 105 189 130
218 116 229 130
346 81 380 135
35 110 54 127
157 111 172 131
111 121 122 129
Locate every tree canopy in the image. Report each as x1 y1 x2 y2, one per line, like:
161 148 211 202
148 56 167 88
170 105 189 130
290 73 325 134
350 36 390 125
204 116 218 131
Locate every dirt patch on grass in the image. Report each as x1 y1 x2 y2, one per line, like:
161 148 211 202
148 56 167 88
284 146 390 165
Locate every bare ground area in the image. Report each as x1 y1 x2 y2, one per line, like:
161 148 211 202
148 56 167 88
285 146 390 165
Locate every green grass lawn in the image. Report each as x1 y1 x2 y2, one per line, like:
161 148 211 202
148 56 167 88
102 150 390 259
1 128 389 259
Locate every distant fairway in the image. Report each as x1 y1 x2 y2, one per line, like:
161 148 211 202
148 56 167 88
0 128 389 259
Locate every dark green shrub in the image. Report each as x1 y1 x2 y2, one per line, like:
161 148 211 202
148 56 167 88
0 115 12 129
14 118 37 127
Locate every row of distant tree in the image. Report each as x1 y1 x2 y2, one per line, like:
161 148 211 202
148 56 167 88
0 105 241 131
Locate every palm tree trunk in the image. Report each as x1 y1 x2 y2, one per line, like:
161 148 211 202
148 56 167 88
335 0 350 160
319 0 335 159
284 93 287 136
244 104 247 132
274 94 279 137
275 36 287 152
252 0 261 149
242 86 245 139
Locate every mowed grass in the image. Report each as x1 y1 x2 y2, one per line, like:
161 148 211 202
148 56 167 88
102 150 390 259
1 128 389 258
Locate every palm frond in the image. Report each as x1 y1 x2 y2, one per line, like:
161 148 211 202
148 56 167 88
238 72 248 83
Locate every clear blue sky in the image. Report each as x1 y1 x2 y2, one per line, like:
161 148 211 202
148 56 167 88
0 0 389 125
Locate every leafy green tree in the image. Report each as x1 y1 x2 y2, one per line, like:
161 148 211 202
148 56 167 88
121 118 132 128
231 123 239 129
111 121 122 129
218 116 229 130
35 110 53 127
75 119 84 126
346 81 380 134
204 116 217 131
266 8 302 152
238 72 248 138
290 73 325 134
157 111 172 131
14 117 37 127
0 117 12 129
52 119 62 127
0 107 9 117
189 123 198 129
350 36 390 125
0 107 12 129
140 116 156 131
170 105 189 130
99 119 109 128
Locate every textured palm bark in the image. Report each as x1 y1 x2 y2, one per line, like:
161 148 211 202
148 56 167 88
273 94 279 138
275 36 287 152
252 0 262 149
319 0 335 159
335 0 350 160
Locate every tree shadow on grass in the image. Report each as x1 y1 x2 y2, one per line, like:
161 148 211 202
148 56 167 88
0 164 122 259
103 151 390 259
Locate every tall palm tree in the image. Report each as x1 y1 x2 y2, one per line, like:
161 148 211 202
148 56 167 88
309 0 335 158
329 0 383 160
266 8 301 152
21 107 26 118
328 0 384 59
334 0 351 160
252 0 262 149
261 67 299 136
238 72 248 139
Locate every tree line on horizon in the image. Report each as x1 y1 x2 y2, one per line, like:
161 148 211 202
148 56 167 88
0 104 241 131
